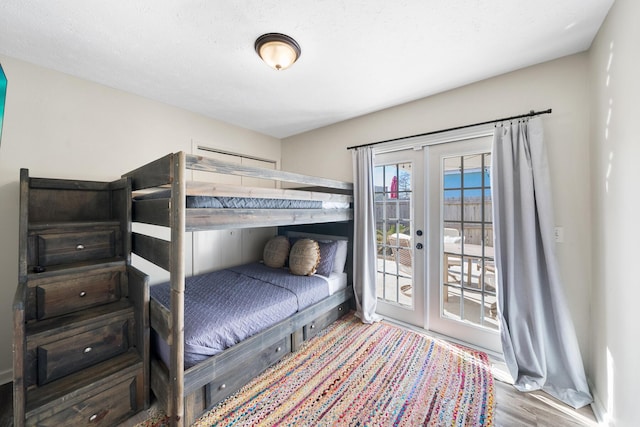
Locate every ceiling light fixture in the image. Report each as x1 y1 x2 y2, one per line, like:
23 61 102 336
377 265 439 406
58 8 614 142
255 33 301 71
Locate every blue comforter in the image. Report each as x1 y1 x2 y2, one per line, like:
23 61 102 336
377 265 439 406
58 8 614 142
150 262 329 368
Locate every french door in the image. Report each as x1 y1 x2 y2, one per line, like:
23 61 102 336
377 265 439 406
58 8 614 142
374 149 425 327
426 136 501 353
374 136 501 353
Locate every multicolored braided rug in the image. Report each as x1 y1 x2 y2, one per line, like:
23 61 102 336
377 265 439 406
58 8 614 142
138 314 495 426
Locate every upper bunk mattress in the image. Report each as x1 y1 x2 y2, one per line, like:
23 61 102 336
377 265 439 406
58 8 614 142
188 195 323 209
134 190 328 209
150 262 330 368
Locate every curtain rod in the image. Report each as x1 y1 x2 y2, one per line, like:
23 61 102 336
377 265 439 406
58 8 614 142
346 108 552 150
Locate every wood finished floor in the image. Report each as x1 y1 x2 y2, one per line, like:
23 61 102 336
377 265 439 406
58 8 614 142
0 378 598 427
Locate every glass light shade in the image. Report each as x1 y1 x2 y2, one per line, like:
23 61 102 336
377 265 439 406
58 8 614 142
255 33 301 71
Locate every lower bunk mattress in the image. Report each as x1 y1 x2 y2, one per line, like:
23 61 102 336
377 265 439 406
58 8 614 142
150 262 346 368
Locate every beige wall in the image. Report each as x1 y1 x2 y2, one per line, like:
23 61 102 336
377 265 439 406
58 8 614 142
588 0 640 424
0 55 281 383
283 53 594 389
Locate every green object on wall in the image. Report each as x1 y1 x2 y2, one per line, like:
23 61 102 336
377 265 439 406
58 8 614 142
0 63 6 144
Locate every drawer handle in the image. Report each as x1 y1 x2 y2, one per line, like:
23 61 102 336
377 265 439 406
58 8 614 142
338 306 343 311
219 383 226 390
310 324 315 329
83 347 93 354
79 291 87 297
76 244 85 250
89 414 98 422
276 346 282 352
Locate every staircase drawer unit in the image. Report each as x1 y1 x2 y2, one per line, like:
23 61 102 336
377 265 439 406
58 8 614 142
34 375 138 427
13 170 149 427
33 226 120 267
31 267 123 320
36 318 131 386
25 357 145 427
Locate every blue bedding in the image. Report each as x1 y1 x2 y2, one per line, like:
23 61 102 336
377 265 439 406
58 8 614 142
134 190 322 209
193 196 322 209
150 262 329 368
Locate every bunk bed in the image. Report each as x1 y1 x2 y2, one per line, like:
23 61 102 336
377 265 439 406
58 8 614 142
122 152 354 426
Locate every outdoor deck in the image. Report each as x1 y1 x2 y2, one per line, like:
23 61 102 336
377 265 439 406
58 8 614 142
376 255 499 331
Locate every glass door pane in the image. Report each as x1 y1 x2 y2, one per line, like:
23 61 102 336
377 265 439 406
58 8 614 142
374 163 413 306
441 153 498 331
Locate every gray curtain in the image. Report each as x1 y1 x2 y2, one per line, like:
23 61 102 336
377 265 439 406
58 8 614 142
352 146 381 323
491 117 592 408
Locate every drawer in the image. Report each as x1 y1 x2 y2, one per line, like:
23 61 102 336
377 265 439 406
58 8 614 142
35 270 122 320
33 373 140 427
37 228 118 266
304 301 350 341
37 318 130 385
206 336 291 408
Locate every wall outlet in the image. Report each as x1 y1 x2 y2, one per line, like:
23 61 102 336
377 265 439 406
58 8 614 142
554 226 564 243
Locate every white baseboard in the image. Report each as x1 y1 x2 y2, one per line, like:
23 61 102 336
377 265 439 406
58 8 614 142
0 368 11 386
588 381 608 425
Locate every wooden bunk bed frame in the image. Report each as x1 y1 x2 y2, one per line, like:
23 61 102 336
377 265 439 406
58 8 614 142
123 151 355 426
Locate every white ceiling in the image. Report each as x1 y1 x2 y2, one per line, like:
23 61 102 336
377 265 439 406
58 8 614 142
0 1 614 138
